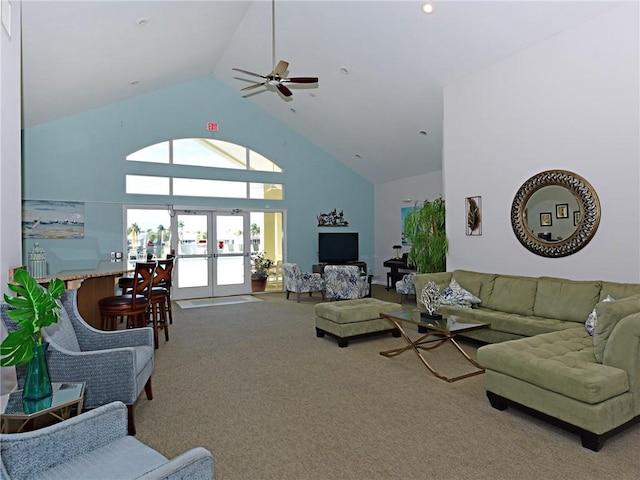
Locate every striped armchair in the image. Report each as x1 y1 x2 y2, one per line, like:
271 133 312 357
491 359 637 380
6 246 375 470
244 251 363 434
282 263 325 302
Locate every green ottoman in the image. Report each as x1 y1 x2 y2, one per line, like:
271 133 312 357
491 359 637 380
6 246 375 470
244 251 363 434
315 298 402 347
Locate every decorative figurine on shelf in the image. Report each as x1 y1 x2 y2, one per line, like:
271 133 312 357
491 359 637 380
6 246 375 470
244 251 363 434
393 244 402 259
420 281 442 320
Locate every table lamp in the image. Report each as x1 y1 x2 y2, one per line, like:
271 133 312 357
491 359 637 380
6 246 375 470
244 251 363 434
393 245 402 259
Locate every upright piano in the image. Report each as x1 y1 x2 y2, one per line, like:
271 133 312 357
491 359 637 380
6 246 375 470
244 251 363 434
382 253 416 290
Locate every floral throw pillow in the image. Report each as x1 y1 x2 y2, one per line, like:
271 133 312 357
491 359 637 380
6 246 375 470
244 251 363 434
585 295 614 336
439 278 482 309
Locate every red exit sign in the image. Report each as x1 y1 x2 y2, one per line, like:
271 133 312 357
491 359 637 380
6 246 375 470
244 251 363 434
207 122 219 132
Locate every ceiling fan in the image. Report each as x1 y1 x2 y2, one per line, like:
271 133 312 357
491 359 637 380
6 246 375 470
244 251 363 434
232 0 318 98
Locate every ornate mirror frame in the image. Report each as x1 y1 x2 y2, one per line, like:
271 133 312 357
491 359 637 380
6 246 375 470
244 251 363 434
511 170 600 258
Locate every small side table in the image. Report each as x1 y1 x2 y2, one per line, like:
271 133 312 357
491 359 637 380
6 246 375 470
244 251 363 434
1 382 86 433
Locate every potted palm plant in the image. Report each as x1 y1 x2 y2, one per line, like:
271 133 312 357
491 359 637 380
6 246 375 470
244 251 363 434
403 197 448 273
251 252 273 292
1 268 65 413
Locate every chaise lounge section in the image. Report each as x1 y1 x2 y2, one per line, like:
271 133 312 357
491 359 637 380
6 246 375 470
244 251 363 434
411 270 640 450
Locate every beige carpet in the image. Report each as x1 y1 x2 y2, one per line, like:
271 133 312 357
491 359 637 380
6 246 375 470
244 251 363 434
134 286 639 480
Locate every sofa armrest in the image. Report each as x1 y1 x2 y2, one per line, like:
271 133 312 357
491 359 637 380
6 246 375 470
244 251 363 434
603 313 640 398
0 402 128 479
136 447 214 480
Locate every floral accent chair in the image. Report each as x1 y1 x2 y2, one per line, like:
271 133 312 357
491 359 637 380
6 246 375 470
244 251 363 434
324 265 370 301
395 272 416 303
282 263 325 302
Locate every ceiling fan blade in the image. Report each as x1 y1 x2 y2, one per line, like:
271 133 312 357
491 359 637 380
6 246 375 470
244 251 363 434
241 82 267 92
273 60 289 77
276 83 293 97
282 77 319 84
232 67 267 79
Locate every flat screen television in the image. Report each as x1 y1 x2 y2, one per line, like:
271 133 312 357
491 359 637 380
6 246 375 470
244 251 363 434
318 232 359 264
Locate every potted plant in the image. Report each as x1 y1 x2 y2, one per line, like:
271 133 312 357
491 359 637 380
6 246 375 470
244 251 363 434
403 197 448 273
1 268 65 413
251 252 273 292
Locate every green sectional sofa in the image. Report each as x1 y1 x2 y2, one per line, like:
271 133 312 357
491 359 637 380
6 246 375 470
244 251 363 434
412 270 640 451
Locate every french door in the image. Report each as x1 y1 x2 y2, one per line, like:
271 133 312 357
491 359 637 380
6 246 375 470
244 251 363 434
172 210 251 300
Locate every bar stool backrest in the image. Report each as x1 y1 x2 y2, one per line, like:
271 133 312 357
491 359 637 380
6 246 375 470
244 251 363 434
132 262 156 309
153 259 174 287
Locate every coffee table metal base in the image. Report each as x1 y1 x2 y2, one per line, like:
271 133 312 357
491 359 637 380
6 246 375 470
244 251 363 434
380 314 485 383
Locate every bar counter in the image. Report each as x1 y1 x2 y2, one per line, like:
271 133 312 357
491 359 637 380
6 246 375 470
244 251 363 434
12 262 133 330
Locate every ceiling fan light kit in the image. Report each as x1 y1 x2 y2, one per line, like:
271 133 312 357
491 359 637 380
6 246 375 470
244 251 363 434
232 0 318 99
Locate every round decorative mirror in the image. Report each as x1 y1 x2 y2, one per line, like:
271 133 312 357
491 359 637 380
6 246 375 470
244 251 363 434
511 170 600 257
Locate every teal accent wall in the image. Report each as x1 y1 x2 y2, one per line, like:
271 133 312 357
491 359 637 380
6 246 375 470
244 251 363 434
22 75 373 274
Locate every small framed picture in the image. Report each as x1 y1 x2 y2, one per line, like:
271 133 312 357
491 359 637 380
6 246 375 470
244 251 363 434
556 203 569 219
540 212 552 226
573 211 581 226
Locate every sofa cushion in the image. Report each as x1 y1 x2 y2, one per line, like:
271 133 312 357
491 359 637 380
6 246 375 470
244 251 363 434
452 270 497 305
484 275 537 316
533 277 602 324
477 328 629 404
585 295 614 336
593 294 640 362
599 281 640 302
439 278 481 308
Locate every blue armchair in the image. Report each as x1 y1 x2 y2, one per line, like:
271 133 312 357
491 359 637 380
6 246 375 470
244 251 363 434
0 401 213 480
282 263 325 302
1 289 154 435
324 265 370 301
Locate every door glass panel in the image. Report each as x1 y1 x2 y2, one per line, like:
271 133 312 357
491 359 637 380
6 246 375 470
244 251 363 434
177 257 209 288
216 256 245 286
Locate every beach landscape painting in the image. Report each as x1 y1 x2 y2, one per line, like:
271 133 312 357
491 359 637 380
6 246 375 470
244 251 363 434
23 200 85 239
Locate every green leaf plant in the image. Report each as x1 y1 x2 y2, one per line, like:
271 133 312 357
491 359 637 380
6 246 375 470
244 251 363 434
0 269 65 367
403 197 449 273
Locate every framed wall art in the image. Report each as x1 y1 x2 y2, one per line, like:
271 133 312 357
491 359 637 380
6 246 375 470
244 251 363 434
540 212 552 227
556 203 569 219
22 200 85 239
465 196 482 236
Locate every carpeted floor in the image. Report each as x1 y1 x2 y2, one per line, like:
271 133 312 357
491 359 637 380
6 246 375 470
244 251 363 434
134 285 639 480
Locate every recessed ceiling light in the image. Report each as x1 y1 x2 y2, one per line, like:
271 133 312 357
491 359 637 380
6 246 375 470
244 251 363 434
422 3 434 14
339 66 350 75
419 130 428 136
136 17 150 26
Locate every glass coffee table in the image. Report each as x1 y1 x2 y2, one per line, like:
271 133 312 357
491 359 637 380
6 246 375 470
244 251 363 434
380 311 488 382
1 382 85 433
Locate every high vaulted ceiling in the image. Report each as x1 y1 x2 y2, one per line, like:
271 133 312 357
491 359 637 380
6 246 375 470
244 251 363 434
20 1 620 184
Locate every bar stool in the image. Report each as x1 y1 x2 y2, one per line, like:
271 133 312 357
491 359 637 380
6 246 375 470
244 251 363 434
148 259 173 348
99 262 155 331
119 258 174 324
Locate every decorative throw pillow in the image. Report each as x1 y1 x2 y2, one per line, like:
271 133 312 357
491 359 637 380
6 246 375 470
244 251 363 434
585 295 614 336
440 278 482 309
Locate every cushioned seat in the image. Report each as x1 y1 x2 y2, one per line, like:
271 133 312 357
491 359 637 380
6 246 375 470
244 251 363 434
314 298 401 347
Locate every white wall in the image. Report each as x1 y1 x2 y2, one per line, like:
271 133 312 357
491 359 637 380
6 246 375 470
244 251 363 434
443 3 639 282
0 0 21 393
373 171 442 284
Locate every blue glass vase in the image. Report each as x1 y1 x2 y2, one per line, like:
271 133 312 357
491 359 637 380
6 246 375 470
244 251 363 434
22 342 53 414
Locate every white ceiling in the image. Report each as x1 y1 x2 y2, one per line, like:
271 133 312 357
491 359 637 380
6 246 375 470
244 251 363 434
20 1 621 184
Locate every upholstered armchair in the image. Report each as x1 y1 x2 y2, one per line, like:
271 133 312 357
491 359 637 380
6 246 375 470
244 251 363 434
324 265 370 301
282 263 325 302
395 272 416 302
1 289 154 435
0 401 214 480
